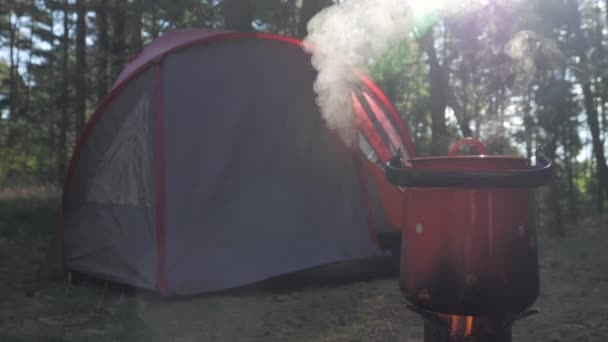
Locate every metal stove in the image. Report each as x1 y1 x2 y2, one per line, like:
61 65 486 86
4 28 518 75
384 138 553 342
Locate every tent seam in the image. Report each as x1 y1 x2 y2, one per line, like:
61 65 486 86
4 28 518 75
154 62 169 296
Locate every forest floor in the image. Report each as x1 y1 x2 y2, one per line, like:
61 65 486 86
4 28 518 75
1 188 608 342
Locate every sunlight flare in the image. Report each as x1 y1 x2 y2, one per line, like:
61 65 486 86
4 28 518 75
407 0 489 17
408 0 446 17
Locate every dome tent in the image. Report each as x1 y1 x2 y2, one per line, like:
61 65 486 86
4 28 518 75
60 30 415 296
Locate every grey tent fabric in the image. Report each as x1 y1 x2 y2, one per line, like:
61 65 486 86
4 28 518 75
61 31 404 296
162 39 380 294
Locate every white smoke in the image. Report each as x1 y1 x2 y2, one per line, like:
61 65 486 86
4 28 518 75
504 30 564 92
303 0 411 146
303 0 555 147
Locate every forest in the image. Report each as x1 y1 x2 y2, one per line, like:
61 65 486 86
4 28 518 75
2 0 607 235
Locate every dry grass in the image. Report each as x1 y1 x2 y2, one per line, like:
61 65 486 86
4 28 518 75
0 185 61 201
0 190 607 341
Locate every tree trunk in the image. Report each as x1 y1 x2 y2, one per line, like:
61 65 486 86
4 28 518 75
564 140 579 223
582 83 608 213
606 0 608 33
7 9 21 136
571 0 608 212
24 1 35 120
546 140 565 236
298 0 331 39
14 23 22 116
75 0 87 135
130 0 143 52
602 79 608 143
8 11 16 119
44 7 58 183
563 95 579 223
285 0 297 37
523 87 534 159
422 29 449 155
447 88 472 137
595 0 606 143
95 0 109 103
57 0 70 185
151 4 159 39
24 0 35 144
110 0 127 81
222 0 254 32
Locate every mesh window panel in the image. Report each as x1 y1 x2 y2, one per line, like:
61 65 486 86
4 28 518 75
86 94 151 206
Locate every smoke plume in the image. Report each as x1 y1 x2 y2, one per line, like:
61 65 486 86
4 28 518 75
303 0 561 147
303 0 411 146
504 30 564 92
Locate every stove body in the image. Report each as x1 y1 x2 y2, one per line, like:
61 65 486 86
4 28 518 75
401 185 539 317
384 138 553 341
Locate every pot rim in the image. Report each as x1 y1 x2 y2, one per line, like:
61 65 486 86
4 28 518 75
408 155 529 163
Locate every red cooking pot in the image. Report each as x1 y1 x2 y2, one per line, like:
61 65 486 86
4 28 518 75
385 138 553 317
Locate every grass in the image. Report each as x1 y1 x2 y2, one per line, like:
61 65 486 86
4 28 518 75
1 187 607 342
0 185 60 245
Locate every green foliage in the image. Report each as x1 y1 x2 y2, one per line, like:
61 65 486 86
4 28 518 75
0 0 606 229
367 35 436 155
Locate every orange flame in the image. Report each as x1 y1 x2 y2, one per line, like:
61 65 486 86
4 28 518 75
450 316 474 337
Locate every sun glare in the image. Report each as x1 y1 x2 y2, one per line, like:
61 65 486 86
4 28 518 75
407 0 490 17
408 0 446 17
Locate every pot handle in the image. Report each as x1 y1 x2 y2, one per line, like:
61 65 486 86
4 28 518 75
448 138 488 156
385 146 553 188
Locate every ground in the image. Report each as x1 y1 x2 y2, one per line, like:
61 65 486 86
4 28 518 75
1 188 607 342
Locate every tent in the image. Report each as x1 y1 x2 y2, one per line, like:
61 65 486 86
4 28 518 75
60 30 416 296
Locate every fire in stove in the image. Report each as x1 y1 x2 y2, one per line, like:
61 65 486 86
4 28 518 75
447 315 473 337
409 304 538 342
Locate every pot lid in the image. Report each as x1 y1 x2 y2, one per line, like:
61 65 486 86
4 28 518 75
405 138 531 171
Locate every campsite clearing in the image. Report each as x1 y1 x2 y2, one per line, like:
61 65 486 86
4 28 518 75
1 192 607 342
